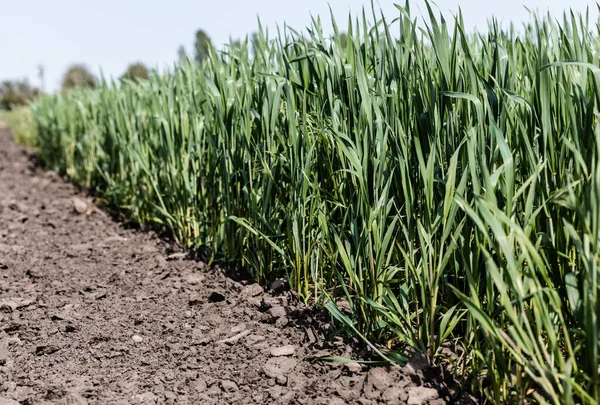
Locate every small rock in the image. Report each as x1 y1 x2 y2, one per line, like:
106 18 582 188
72 198 88 214
184 273 205 285
344 362 362 374
208 291 225 303
268 306 287 319
263 357 297 379
275 375 287 386
132 335 143 343
407 387 439 405
220 380 238 393
268 385 285 400
188 294 203 306
191 379 207 393
246 334 266 345
242 284 263 297
270 345 295 357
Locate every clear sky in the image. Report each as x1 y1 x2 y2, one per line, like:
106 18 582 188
2 0 599 92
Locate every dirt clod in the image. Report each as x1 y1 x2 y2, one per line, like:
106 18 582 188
407 387 439 405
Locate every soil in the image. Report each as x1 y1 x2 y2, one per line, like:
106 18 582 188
0 128 476 405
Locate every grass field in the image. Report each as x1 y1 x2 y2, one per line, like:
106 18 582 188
0 106 36 146
28 3 600 403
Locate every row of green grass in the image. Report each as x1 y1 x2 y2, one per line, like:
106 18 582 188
30 3 600 403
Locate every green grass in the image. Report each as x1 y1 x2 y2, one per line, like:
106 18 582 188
29 3 600 403
0 106 37 146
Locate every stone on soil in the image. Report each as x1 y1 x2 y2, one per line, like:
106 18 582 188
184 273 205 285
220 380 238 392
269 345 296 357
268 306 287 319
241 283 263 297
188 293 202 305
131 335 143 343
72 198 88 214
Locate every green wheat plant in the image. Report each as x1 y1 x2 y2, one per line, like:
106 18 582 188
29 2 600 402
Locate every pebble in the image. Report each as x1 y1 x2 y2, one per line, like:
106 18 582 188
131 335 143 343
275 375 287 386
220 380 238 392
184 273 205 285
269 345 296 357
242 284 263 297
188 293 203 306
71 198 88 214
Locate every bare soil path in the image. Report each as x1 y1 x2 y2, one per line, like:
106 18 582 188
0 128 464 404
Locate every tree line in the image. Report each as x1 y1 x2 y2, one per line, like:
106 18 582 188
1 28 215 110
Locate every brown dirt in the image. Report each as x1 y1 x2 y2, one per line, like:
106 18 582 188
0 128 475 404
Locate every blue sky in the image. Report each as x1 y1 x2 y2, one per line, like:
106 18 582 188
2 0 599 92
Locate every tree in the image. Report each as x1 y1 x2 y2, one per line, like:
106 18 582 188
61 64 96 92
121 62 150 83
194 29 213 62
0 80 39 110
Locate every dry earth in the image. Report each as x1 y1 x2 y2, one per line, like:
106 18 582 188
0 128 476 404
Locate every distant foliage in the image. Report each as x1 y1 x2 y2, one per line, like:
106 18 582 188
61 65 96 92
121 62 150 83
0 80 39 110
194 29 213 62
